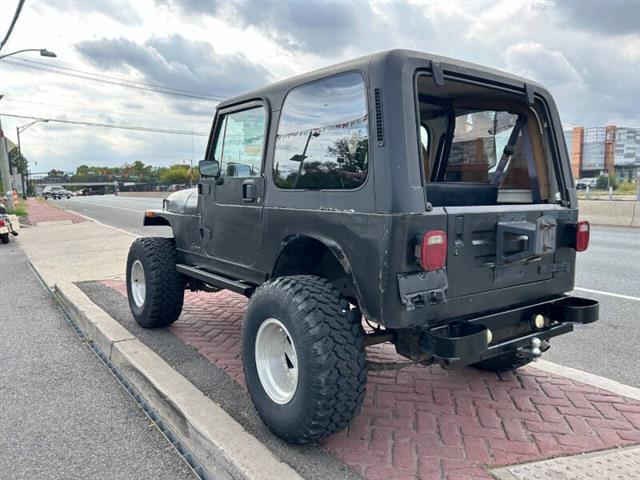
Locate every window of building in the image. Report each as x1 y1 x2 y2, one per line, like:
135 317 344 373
213 106 266 177
273 73 369 190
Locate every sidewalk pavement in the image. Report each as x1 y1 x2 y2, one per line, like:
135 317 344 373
15 199 640 480
25 198 88 225
0 237 195 479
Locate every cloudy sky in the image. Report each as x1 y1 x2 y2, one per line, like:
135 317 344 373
1 0 639 174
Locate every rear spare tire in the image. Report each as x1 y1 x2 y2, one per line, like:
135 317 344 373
242 275 367 444
126 237 184 328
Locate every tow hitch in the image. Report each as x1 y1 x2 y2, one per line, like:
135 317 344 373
516 337 550 361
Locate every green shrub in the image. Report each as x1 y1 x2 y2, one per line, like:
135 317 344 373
5 204 28 216
595 174 618 190
618 181 637 193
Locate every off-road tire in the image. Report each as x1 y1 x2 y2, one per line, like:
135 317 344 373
242 275 367 444
473 352 532 373
126 237 184 328
0 233 9 244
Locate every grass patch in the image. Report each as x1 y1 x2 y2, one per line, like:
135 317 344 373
617 181 638 194
6 204 28 217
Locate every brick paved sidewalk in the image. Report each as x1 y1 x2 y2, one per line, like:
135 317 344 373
25 198 87 225
103 280 640 480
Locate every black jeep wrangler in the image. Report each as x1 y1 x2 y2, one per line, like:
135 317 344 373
126 50 599 444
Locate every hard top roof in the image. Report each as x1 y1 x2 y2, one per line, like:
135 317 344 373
217 49 546 110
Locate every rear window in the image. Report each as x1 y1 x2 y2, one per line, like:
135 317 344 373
273 73 369 190
445 110 528 188
416 74 555 204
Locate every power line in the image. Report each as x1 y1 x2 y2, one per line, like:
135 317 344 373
0 0 25 52
10 57 221 98
5 97 211 123
0 112 209 136
2 59 223 102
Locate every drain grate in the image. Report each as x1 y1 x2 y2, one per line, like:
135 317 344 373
31 265 212 480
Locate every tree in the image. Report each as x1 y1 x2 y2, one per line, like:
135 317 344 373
159 164 190 185
8 148 28 176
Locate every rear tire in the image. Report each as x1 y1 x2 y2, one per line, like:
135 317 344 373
242 275 367 444
126 237 184 328
1 233 9 244
473 352 532 373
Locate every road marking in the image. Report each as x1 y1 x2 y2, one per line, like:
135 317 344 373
66 200 148 213
574 287 640 303
67 209 141 238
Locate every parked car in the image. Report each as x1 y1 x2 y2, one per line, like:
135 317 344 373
42 186 72 199
575 178 597 189
125 49 599 444
168 184 187 192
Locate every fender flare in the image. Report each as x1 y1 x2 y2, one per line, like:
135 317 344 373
271 234 368 314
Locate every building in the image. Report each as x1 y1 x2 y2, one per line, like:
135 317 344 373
565 126 639 181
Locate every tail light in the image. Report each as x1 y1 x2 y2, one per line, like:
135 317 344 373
417 230 447 271
575 221 590 252
0 219 5 227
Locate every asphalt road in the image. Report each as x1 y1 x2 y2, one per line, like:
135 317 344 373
0 243 195 480
55 194 640 387
54 194 170 237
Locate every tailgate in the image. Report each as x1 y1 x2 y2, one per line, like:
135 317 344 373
444 205 575 298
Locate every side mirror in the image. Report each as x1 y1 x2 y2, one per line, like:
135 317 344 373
199 159 220 178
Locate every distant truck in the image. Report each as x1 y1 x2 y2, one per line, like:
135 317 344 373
125 49 599 444
77 186 106 196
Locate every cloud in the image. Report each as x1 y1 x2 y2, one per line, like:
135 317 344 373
75 35 273 100
555 0 640 36
502 42 583 86
160 0 431 57
44 0 142 25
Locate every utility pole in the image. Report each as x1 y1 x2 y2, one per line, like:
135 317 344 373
16 119 49 199
0 98 16 209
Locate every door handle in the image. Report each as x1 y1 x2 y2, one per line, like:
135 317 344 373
242 179 256 202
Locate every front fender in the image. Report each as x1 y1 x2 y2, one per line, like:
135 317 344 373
143 212 171 226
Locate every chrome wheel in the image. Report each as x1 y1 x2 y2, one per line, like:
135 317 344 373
130 260 146 307
255 318 298 404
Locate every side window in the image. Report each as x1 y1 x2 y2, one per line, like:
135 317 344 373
212 106 266 177
273 73 369 190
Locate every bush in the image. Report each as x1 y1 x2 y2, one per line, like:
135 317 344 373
618 181 638 193
595 174 618 190
6 205 28 216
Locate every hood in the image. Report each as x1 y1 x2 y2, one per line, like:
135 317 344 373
165 188 198 215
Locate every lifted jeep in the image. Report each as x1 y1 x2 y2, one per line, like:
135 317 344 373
126 49 599 444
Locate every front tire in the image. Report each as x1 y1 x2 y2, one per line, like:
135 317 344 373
242 275 367 444
126 237 184 328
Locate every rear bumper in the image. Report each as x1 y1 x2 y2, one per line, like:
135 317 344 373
417 295 599 367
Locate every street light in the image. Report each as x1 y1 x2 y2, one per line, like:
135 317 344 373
0 48 57 60
16 119 49 199
0 48 56 205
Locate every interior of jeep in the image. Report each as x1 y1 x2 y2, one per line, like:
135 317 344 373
416 75 557 206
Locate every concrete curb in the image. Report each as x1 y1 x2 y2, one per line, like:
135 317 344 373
579 199 639 227
531 359 640 402
54 281 303 480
